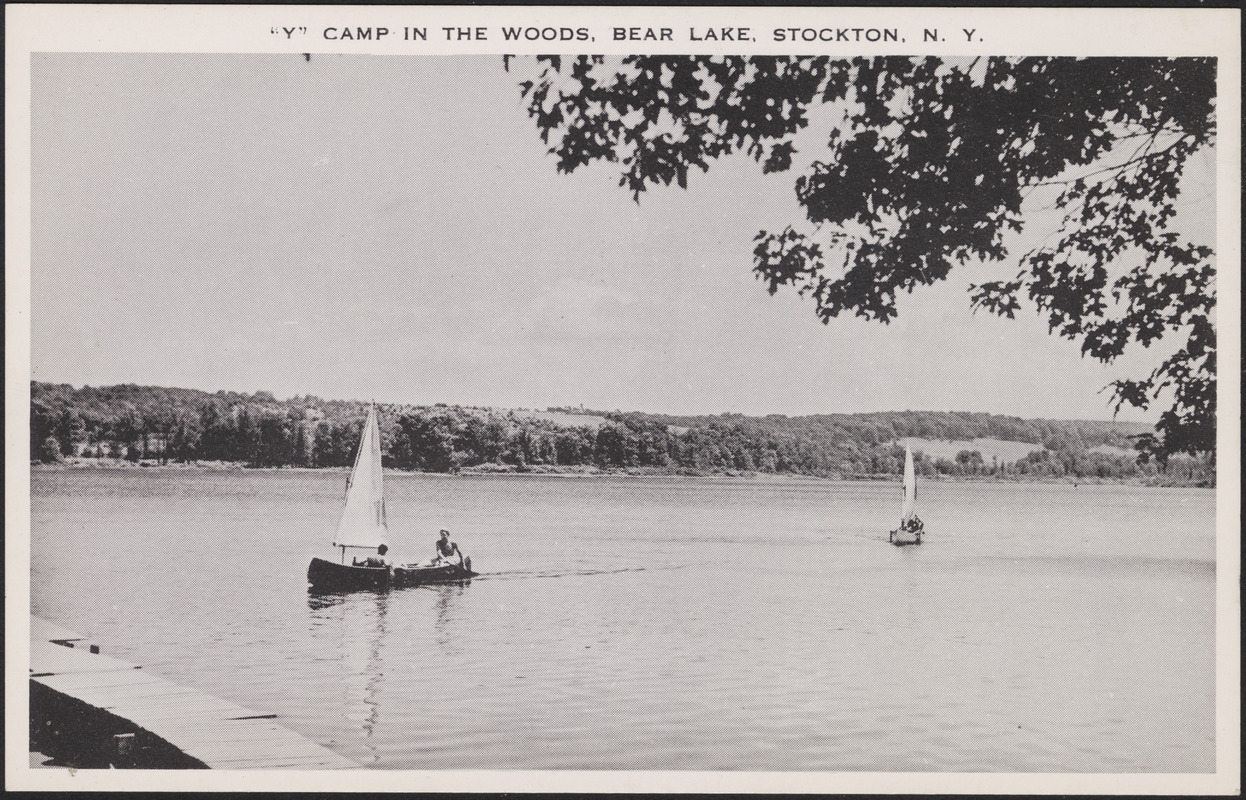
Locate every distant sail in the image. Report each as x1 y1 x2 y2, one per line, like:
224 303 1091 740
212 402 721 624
333 405 388 549
900 445 917 523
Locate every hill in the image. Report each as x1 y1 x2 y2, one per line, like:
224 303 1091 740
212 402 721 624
29 382 1211 485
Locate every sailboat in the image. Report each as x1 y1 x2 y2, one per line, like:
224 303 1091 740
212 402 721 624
888 445 924 546
307 404 475 590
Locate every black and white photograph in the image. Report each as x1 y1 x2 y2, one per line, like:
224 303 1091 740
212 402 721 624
6 4 1239 793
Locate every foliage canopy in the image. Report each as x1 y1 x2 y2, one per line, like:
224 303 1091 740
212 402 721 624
511 56 1217 459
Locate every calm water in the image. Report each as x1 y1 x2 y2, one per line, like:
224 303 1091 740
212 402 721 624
30 468 1215 771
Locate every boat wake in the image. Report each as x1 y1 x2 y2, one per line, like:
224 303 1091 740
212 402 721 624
476 565 670 581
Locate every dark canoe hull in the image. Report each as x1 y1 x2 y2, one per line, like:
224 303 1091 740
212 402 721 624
307 557 390 591
889 529 923 546
307 557 476 591
393 561 476 586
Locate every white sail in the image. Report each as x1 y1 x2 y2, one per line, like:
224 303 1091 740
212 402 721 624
333 405 388 550
900 445 917 523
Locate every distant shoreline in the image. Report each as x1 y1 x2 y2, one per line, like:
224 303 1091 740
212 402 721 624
35 382 1207 486
29 458 1213 489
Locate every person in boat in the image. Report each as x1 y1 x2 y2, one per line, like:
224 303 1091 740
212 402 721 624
432 529 463 566
354 544 391 568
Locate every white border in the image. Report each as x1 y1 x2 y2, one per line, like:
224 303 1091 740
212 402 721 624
6 4 1240 794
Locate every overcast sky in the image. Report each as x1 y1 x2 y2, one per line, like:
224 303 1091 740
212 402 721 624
29 54 1215 420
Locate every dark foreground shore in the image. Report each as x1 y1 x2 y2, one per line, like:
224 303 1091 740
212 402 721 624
29 617 359 770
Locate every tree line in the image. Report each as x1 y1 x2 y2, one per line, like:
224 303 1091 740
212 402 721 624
30 382 1212 484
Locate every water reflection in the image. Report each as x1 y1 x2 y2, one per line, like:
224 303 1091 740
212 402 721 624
306 588 389 764
430 584 466 654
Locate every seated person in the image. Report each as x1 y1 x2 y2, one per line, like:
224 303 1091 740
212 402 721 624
432 529 463 565
353 544 391 568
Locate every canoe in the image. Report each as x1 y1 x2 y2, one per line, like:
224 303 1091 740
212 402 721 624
307 557 390 591
394 559 476 586
888 528 923 546
307 556 476 591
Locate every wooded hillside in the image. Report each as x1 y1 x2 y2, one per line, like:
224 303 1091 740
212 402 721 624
30 382 1212 484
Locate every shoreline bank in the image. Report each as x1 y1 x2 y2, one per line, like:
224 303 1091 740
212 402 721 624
29 458 1214 489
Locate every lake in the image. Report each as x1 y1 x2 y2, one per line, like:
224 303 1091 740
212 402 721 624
29 468 1216 772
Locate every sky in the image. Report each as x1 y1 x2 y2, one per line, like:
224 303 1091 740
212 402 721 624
28 54 1216 420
